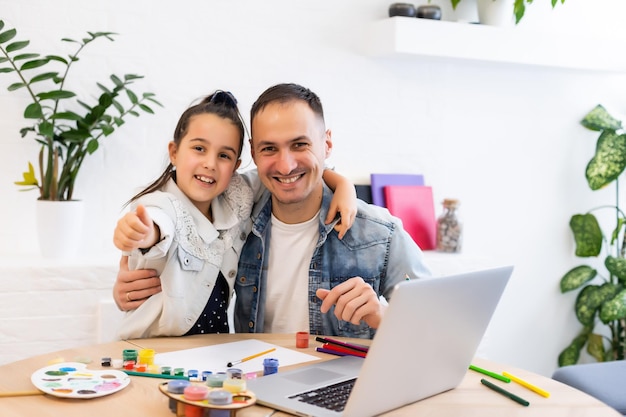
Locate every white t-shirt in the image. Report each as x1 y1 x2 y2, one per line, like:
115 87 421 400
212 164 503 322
263 211 320 333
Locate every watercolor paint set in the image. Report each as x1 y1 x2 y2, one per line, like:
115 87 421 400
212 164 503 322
30 362 130 399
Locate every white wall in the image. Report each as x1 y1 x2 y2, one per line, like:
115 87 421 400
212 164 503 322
1 0 626 377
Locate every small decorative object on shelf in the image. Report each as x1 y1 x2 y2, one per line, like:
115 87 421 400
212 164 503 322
437 198 462 253
389 3 417 17
417 5 442 20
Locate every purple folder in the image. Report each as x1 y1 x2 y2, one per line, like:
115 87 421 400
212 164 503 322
370 173 425 207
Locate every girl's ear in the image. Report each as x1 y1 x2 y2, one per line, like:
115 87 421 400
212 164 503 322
168 141 178 165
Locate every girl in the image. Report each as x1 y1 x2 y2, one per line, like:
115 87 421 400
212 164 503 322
113 90 354 339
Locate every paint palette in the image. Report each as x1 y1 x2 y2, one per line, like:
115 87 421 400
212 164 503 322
30 362 130 399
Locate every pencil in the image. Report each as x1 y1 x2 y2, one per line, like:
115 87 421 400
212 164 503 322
0 390 44 397
481 378 530 406
227 347 276 367
122 370 189 380
469 364 511 383
502 371 551 398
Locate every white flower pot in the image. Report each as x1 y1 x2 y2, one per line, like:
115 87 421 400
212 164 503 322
477 0 515 26
36 200 85 259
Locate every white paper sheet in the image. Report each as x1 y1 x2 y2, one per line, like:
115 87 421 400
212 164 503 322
154 339 320 374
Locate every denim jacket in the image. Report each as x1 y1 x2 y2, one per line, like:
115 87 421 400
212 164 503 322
234 185 432 339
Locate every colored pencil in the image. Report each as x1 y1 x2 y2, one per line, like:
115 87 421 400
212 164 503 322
502 371 551 398
0 390 44 397
481 378 530 407
227 347 276 367
316 345 367 358
469 364 511 383
315 337 369 353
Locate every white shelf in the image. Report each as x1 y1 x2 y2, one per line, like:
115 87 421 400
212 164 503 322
365 17 626 72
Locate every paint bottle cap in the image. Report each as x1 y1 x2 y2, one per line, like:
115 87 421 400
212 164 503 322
209 389 233 405
223 378 246 394
296 331 310 348
112 359 123 369
138 348 155 365
201 371 212 381
173 367 185 376
160 366 172 375
167 379 190 394
263 358 279 376
206 372 227 387
226 368 243 379
245 372 258 380
183 384 209 401
122 349 138 361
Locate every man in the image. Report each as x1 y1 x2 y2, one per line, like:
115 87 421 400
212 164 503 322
113 83 431 338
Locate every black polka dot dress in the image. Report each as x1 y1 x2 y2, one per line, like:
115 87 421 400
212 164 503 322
185 271 229 335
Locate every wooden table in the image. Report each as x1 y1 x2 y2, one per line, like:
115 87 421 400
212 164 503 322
0 333 620 417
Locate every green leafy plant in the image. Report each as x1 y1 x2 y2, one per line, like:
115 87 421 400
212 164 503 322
558 105 626 366
445 0 566 24
0 19 161 201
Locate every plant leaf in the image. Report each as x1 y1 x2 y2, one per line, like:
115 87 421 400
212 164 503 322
570 213 603 257
560 265 597 292
586 333 606 362
86 139 99 154
110 74 123 87
6 40 29 52
139 103 154 114
8 82 26 91
0 67 15 73
38 121 54 138
46 54 68 65
0 28 17 44
14 162 39 186
24 102 43 119
126 89 138 104
605 256 626 282
20 58 49 71
558 327 591 367
29 72 58 84
586 131 626 190
51 111 82 121
37 90 76 100
575 283 620 325
12 52 39 61
581 105 623 132
599 289 626 323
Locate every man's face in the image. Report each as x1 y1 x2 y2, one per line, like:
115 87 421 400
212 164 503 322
250 100 332 221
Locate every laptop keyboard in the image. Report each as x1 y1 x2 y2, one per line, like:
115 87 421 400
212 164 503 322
289 378 357 412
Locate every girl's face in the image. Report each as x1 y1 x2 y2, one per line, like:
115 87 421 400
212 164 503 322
169 113 241 217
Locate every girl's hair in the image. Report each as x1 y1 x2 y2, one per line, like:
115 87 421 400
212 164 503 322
125 90 247 206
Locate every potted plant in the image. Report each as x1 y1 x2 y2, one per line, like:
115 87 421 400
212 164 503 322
0 19 161 257
444 0 565 24
558 105 626 366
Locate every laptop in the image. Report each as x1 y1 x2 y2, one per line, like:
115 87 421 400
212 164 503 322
246 265 513 417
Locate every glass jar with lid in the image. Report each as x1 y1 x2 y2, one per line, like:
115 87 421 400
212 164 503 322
436 198 462 253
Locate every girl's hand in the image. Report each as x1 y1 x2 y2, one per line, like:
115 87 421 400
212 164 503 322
326 179 357 239
113 204 157 251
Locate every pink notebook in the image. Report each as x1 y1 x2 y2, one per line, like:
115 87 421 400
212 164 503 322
370 173 424 207
384 185 436 250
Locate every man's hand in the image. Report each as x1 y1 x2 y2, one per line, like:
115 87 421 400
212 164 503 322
316 277 385 329
113 256 162 311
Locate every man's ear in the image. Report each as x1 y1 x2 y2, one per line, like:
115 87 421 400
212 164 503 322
324 129 333 158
